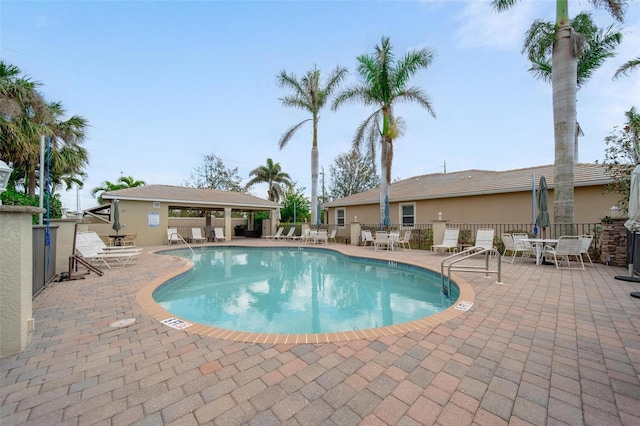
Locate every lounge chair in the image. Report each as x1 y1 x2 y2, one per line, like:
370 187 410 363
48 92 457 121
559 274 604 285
543 235 584 270
77 232 142 253
396 230 412 250
167 228 184 245
580 234 594 267
431 229 459 254
469 229 496 253
263 227 284 240
213 227 226 242
327 229 337 243
191 228 207 243
75 244 141 269
361 230 374 246
283 227 296 240
297 228 311 243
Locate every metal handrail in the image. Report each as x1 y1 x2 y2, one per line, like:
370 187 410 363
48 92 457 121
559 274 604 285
440 248 503 296
169 232 194 253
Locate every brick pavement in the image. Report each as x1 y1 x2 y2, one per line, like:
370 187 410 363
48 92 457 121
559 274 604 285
1 239 639 425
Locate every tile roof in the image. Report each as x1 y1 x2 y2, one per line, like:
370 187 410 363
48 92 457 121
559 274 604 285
325 163 611 207
102 184 280 210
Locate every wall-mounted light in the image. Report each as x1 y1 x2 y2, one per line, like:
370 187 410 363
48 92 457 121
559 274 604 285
0 160 13 205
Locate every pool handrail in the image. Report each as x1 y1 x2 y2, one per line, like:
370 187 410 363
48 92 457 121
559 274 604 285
440 247 502 296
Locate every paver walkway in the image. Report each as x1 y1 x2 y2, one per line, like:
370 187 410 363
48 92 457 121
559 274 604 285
1 239 639 425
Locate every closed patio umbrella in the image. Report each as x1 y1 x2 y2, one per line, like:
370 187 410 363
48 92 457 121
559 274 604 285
112 199 122 236
535 176 550 239
316 201 322 227
617 165 640 288
383 194 390 227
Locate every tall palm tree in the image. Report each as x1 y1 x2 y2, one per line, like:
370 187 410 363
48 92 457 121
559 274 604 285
246 158 293 202
332 36 435 224
277 64 348 224
492 0 627 230
522 12 622 161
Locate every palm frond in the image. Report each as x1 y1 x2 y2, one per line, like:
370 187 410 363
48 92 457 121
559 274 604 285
590 0 627 22
613 56 640 80
491 0 520 12
278 119 312 149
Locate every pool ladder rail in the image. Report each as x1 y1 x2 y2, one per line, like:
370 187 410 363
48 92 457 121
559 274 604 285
168 231 194 254
440 247 503 296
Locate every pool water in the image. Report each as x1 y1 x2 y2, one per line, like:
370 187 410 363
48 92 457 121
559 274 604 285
154 247 459 334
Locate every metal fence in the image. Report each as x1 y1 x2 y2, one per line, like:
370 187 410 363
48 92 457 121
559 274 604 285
33 225 57 296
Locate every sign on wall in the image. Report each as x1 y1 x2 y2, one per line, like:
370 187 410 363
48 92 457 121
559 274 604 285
148 212 160 227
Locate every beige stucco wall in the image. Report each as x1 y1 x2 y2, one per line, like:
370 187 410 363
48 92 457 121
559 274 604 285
327 186 618 226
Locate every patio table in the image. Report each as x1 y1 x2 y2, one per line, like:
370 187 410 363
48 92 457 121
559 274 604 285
522 238 559 265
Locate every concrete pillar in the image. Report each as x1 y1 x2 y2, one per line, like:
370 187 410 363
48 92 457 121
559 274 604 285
0 205 44 357
49 219 78 276
350 221 361 245
224 208 232 242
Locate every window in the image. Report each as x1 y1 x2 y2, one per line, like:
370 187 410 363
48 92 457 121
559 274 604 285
336 208 346 227
400 203 415 226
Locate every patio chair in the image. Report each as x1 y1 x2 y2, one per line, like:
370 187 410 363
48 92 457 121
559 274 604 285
191 228 207 243
431 229 459 254
361 230 374 246
75 244 141 269
213 227 226 242
580 234 594 267
262 227 284 240
316 229 329 244
396 230 412 250
542 235 584 270
77 232 142 253
121 233 137 246
469 229 496 253
374 231 390 251
98 234 114 247
327 229 337 243
297 228 311 243
512 233 536 259
167 228 184 245
501 233 527 263
282 227 296 240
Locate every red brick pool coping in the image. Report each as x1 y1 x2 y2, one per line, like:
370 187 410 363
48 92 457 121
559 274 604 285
136 245 476 344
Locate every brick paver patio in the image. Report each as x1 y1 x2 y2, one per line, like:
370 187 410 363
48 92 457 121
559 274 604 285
1 239 639 425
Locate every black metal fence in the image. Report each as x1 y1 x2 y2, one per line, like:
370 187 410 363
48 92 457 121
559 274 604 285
33 225 57 296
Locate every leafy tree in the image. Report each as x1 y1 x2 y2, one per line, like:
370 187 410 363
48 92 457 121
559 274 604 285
277 64 348 225
185 154 246 192
332 36 435 224
0 61 89 198
599 107 640 209
492 0 627 230
91 175 146 204
329 149 380 200
614 56 640 79
245 158 293 202
280 186 310 223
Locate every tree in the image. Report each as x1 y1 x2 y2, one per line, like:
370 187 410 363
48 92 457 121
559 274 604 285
185 154 246 192
332 36 436 224
329 149 380 200
0 61 89 198
280 185 310 223
522 11 622 160
599 107 640 209
245 158 293 202
91 175 146 204
492 0 627 231
277 64 348 225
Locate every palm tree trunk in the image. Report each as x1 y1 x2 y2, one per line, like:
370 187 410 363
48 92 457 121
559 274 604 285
380 136 391 225
311 120 319 225
552 22 577 233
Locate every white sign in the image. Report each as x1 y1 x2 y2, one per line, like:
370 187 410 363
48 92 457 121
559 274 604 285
455 301 473 311
148 212 160 227
161 317 192 330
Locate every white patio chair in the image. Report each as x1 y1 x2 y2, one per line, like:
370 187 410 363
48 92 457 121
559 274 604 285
512 233 536 259
191 228 207 243
542 235 584 270
213 227 226 242
327 229 337 243
470 229 496 252
374 231 390 251
580 234 594 267
167 228 184 245
282 227 296 240
262 227 283 240
396 230 412 251
432 229 459 254
361 230 375 246
501 233 527 263
316 229 328 244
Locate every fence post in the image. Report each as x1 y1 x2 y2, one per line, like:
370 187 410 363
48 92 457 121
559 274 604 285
0 205 44 357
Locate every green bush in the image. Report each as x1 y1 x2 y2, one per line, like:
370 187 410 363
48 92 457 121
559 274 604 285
1 188 62 224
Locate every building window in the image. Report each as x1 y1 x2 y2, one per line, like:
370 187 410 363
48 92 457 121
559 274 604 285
336 208 346 227
400 203 415 226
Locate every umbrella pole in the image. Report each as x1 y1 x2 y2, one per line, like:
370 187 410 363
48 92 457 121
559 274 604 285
615 230 640 284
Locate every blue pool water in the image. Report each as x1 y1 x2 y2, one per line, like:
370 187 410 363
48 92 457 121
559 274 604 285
154 247 459 334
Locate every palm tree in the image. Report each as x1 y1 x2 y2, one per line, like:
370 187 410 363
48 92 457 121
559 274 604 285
246 158 293 202
492 0 627 230
614 56 640 79
277 64 348 225
522 12 622 161
332 36 435 224
91 175 146 204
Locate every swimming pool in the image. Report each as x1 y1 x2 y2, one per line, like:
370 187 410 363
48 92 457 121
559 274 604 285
153 247 460 335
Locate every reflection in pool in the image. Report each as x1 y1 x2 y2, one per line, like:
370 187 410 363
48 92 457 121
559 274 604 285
154 247 459 334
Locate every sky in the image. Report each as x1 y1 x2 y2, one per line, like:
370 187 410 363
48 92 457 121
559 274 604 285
2 0 639 212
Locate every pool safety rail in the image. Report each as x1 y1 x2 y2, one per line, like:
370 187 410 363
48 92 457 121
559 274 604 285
441 247 503 296
168 231 194 253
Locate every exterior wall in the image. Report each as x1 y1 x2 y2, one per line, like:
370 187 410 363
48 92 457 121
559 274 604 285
86 200 249 245
327 186 618 226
